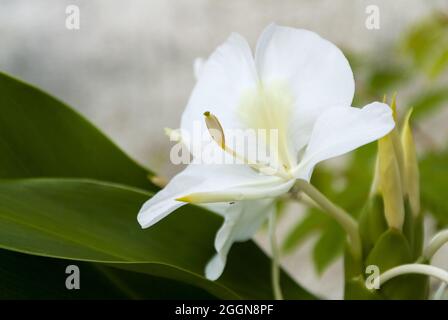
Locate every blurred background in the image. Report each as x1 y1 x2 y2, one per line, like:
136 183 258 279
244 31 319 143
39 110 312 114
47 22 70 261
1 0 447 299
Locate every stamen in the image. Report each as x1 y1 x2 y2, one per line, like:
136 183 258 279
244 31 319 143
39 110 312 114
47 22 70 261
204 111 225 149
203 111 291 180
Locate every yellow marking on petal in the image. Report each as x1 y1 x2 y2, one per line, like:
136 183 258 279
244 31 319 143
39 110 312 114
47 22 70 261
176 196 193 203
176 193 243 204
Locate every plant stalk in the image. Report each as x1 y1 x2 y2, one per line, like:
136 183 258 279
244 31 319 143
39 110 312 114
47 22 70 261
269 211 283 300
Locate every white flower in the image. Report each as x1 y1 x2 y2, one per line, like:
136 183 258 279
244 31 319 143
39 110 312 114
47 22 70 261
137 24 394 281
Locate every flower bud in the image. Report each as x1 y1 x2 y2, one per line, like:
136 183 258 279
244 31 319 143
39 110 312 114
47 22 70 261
377 132 405 230
401 109 420 216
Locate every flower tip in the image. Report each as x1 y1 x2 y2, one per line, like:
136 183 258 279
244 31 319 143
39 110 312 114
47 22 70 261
391 93 398 121
382 93 398 122
203 111 211 117
176 196 192 203
149 175 167 188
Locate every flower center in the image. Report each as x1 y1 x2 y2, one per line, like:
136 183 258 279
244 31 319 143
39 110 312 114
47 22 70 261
238 82 295 172
203 81 296 180
203 111 292 180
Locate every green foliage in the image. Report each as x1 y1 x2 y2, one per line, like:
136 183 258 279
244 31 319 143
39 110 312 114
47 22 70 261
284 144 375 275
0 178 314 299
420 150 448 227
365 229 428 300
0 249 215 299
282 209 328 252
312 223 344 275
0 72 157 191
358 195 388 256
410 87 448 119
402 13 448 79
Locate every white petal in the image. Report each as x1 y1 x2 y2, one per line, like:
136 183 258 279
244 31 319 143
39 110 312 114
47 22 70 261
294 102 394 181
205 199 275 280
193 57 206 80
255 24 355 153
181 33 258 157
137 163 288 228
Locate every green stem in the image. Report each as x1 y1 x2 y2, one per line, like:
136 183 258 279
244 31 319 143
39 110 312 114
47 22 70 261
295 179 362 262
269 211 283 300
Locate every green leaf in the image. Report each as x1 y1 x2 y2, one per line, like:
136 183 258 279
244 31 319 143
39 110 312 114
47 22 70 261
412 213 424 259
0 249 215 299
420 150 448 227
409 87 448 119
0 71 156 191
282 210 327 253
312 223 345 275
366 229 412 272
402 13 448 79
365 65 410 96
365 229 428 299
359 195 388 256
0 178 315 300
344 276 382 300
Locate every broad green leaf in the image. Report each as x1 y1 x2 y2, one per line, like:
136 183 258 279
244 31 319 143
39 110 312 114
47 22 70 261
359 195 388 256
365 229 428 299
0 178 315 300
420 150 448 227
344 277 382 300
0 71 156 191
0 249 215 299
366 229 412 274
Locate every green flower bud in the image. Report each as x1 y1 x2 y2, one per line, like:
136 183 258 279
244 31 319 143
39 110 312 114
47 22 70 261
401 109 420 216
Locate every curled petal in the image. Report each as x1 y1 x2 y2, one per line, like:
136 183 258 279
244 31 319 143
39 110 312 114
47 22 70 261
294 102 395 181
